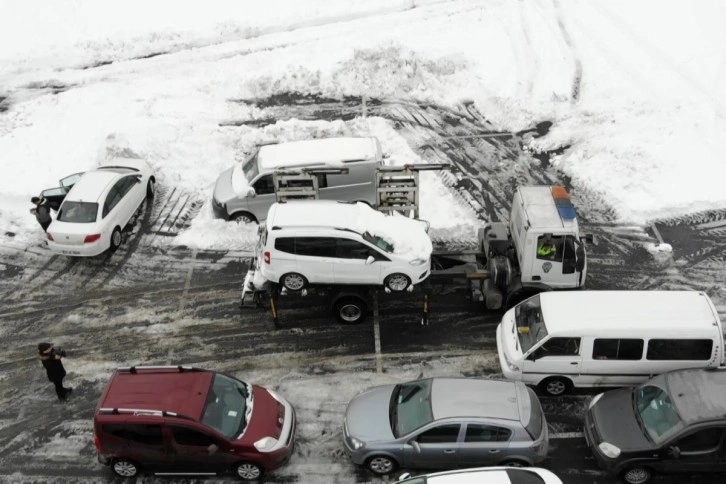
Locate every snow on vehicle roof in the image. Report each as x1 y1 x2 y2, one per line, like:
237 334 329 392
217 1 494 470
65 170 119 203
267 201 432 260
257 137 381 171
518 186 579 232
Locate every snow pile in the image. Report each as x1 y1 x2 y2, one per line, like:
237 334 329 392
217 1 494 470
356 203 433 261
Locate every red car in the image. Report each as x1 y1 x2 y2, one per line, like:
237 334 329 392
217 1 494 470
93 366 295 480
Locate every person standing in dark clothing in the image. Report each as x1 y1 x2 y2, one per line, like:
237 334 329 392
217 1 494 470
31 196 52 232
38 342 72 401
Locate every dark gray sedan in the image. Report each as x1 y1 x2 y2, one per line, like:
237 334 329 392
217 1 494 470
343 378 549 475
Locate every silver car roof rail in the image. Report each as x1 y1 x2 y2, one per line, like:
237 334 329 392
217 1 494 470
98 407 195 421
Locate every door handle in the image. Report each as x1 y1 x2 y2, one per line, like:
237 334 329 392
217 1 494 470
489 449 500 453
444 449 456 454
570 362 578 365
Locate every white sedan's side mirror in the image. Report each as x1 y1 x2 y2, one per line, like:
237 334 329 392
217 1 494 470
365 255 375 265
247 187 256 198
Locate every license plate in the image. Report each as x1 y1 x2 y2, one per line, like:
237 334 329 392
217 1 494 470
62 250 81 255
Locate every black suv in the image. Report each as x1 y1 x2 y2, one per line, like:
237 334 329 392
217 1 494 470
584 368 726 483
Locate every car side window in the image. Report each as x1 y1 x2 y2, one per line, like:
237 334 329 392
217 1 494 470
170 425 218 447
295 237 336 258
103 424 163 446
416 424 461 444
253 174 275 195
336 238 372 260
675 428 724 454
103 181 125 218
646 339 713 360
534 337 580 358
592 339 644 360
464 424 512 443
275 237 295 254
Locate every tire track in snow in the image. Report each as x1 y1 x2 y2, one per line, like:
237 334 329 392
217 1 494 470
553 0 583 102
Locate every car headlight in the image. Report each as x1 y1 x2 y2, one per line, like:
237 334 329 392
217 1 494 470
588 393 604 410
409 258 428 266
598 442 621 458
347 436 365 450
254 436 279 452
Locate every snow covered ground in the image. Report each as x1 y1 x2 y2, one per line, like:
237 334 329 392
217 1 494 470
2 0 726 252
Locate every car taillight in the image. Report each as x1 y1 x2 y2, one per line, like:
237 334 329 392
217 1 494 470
264 251 270 264
84 234 101 243
46 233 54 241
94 433 102 452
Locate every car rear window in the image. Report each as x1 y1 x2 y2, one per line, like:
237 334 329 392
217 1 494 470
506 469 545 484
524 387 543 439
58 201 98 223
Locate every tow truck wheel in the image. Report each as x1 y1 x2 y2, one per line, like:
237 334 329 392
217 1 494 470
333 296 367 324
384 273 411 292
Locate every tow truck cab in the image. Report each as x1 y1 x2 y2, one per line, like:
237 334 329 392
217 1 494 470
480 186 591 310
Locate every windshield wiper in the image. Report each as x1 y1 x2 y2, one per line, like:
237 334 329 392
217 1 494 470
631 391 652 443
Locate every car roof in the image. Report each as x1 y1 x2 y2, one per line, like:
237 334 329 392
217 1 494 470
423 467 551 484
666 369 726 425
538 291 720 335
98 368 214 421
268 200 362 230
257 136 380 171
65 170 121 203
431 378 521 421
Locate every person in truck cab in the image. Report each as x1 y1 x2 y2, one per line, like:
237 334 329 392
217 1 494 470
537 234 557 259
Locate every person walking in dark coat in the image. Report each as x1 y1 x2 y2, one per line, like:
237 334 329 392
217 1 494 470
31 196 52 232
38 342 72 401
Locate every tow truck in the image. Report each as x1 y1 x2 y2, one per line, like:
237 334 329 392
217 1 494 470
240 165 591 326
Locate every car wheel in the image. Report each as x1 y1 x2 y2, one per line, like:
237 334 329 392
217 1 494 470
281 272 307 291
621 466 652 484
235 461 263 481
232 212 257 224
501 459 528 467
539 376 572 396
333 296 366 324
111 458 140 478
110 227 122 251
366 455 397 475
146 178 155 199
384 273 411 292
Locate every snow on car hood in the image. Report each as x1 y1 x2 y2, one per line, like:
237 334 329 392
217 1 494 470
355 203 432 261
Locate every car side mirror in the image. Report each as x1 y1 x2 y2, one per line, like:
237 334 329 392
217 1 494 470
584 233 595 244
365 255 375 265
247 187 256 198
668 445 680 459
527 352 537 361
397 472 413 481
207 443 219 455
135 175 143 184
411 440 421 453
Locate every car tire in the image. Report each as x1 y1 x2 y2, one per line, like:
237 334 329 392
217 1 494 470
366 455 397 475
500 459 528 467
110 227 122 251
621 466 653 484
111 458 140 478
538 376 572 396
384 273 411 292
333 296 367 324
146 178 155 199
281 272 307 291
235 461 263 481
232 212 257 224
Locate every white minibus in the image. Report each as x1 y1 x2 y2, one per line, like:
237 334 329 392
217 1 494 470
496 291 724 396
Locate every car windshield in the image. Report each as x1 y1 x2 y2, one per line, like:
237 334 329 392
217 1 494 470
634 384 684 444
363 232 394 253
242 152 260 182
390 379 433 437
515 295 547 353
201 374 251 439
57 201 98 223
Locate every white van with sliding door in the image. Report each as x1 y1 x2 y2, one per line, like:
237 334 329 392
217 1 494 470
496 291 724 396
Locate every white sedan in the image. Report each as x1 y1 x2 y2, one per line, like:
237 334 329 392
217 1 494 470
43 160 155 257
395 467 563 484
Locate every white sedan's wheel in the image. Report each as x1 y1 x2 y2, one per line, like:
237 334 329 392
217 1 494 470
384 273 411 292
110 227 122 250
146 179 155 199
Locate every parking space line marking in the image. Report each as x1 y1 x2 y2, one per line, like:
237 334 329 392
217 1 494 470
372 291 383 374
179 250 197 312
550 431 584 439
